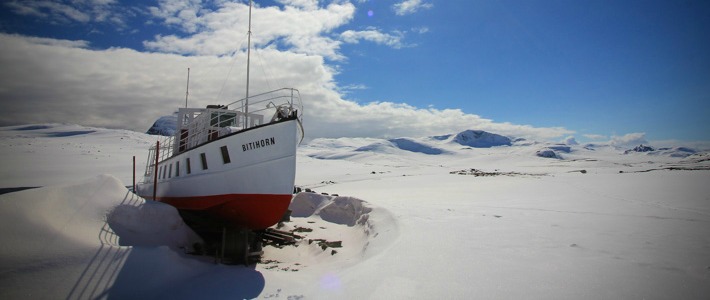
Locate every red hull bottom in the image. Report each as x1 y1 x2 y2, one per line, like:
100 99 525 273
157 194 292 230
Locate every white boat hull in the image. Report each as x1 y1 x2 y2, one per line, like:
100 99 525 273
136 118 299 229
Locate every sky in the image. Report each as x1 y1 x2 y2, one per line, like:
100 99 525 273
0 0 708 144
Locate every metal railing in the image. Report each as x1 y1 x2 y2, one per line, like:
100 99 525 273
142 88 302 181
227 88 303 122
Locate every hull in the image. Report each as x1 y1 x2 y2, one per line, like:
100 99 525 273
137 119 299 229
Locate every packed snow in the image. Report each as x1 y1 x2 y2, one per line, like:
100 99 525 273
1 123 709 299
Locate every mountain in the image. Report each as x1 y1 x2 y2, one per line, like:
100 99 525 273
146 114 177 136
623 144 697 158
450 130 512 148
624 144 655 154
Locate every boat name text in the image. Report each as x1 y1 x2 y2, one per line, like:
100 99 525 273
242 137 276 152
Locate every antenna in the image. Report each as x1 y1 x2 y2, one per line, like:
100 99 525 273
185 67 190 108
245 0 252 128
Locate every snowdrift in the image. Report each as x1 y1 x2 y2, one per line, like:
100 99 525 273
0 175 262 299
0 174 400 299
261 192 399 272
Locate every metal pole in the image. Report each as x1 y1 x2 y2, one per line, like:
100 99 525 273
132 156 136 193
185 67 190 108
153 141 159 201
245 0 252 128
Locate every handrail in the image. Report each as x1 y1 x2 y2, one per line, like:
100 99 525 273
142 87 303 182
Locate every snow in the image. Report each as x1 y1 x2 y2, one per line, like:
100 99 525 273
1 123 710 299
536 149 562 159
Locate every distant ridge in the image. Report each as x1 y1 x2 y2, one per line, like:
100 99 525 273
624 144 697 158
354 138 447 155
388 138 446 155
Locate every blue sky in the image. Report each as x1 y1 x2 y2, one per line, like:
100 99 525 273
0 0 708 143
337 1 710 141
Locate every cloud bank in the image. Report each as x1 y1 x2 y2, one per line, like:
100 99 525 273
0 1 575 142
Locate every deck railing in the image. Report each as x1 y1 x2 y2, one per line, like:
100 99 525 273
227 88 303 124
143 88 303 180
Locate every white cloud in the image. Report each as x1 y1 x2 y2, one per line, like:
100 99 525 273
610 133 648 148
583 134 607 140
22 35 91 48
412 26 430 34
340 28 404 48
276 0 319 11
393 0 433 16
562 136 578 145
144 1 355 60
4 0 125 27
148 0 205 33
339 83 368 91
0 33 573 142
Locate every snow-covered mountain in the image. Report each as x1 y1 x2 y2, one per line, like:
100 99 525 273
146 114 177 136
450 129 512 148
624 144 697 158
305 129 708 163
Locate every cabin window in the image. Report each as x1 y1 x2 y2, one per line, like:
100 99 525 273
186 158 191 174
221 146 231 164
168 163 172 178
175 161 180 177
200 153 208 170
210 112 237 127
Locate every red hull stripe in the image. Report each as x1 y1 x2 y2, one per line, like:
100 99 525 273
156 193 292 230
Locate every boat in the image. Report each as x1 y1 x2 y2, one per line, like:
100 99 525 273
135 0 303 231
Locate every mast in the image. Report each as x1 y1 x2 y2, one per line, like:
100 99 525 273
245 0 252 127
185 67 190 108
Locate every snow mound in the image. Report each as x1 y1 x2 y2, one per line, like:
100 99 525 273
451 130 512 148
0 175 261 299
388 138 446 155
263 192 398 270
548 145 572 153
0 175 130 257
107 200 202 248
536 149 562 159
291 193 372 226
305 137 384 160
354 138 446 155
146 114 177 136
355 140 398 153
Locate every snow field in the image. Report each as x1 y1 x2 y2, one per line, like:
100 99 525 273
1 123 709 299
